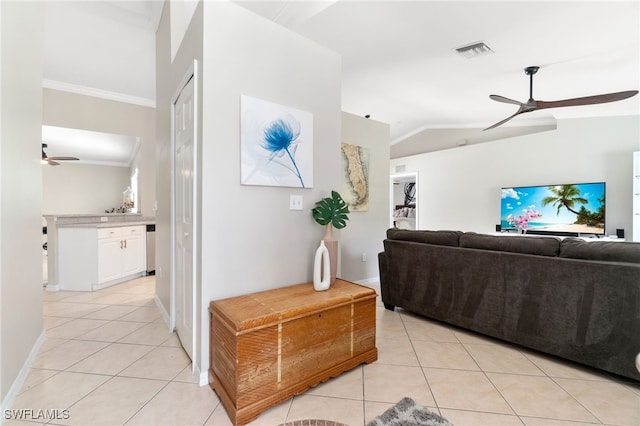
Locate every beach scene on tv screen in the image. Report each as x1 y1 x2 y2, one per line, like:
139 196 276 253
500 182 605 234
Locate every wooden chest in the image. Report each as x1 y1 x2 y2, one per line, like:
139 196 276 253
208 279 377 426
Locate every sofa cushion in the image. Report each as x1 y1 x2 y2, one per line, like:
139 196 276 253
559 238 640 264
459 232 561 257
386 229 461 247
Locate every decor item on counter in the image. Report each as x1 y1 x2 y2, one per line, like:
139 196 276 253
312 191 350 284
105 207 128 214
341 143 370 211
123 186 135 212
240 95 313 188
366 397 453 426
313 240 330 291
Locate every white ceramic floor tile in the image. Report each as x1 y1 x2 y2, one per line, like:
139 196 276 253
57 376 167 425
488 373 599 423
440 408 525 425
426 368 514 414
11 277 638 426
172 364 199 383
402 317 460 342
43 301 109 318
18 369 60 395
523 350 613 381
12 371 110 411
126 381 217 426
117 322 175 346
412 340 481 371
464 342 545 375
364 363 435 406
42 316 73 330
555 377 640 425
31 339 109 370
117 346 190 380
305 365 364 400
286 394 364 426
76 320 145 342
81 304 139 320
45 318 109 339
375 336 420 366
66 343 154 375
117 306 162 322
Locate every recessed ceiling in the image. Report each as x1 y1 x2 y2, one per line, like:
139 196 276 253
42 1 639 157
42 126 139 167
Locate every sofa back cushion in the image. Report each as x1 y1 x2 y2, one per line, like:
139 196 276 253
559 238 640 264
386 229 461 247
459 232 561 257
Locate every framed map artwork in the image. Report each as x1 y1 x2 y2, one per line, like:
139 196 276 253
341 143 370 211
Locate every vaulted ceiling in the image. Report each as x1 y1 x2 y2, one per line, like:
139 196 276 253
43 1 639 162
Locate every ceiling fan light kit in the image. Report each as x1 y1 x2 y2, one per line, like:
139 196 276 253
484 66 639 131
41 143 80 166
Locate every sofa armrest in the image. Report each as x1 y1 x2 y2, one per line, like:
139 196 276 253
378 251 394 310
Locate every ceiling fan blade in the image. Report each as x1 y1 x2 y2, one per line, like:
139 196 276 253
489 94 525 106
47 160 60 166
483 107 526 131
534 90 638 110
48 156 79 161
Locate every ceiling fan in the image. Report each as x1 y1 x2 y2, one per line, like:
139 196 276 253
484 66 639 131
41 143 79 166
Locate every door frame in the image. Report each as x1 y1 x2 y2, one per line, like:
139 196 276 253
170 59 199 372
389 171 419 229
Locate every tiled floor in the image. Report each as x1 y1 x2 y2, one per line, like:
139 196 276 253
7 276 640 426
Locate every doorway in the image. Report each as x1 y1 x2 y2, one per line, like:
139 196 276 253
171 61 198 367
390 172 418 230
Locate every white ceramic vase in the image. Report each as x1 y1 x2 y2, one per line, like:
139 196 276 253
313 240 331 291
322 224 338 284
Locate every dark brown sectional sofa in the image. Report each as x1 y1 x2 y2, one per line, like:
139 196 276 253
378 228 640 381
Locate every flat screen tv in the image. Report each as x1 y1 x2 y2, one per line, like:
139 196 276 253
500 182 606 236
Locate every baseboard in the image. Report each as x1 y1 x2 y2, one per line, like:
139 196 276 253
153 294 171 330
197 366 208 386
355 276 380 287
0 331 46 425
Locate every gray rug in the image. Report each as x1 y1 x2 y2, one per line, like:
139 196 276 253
366 397 453 426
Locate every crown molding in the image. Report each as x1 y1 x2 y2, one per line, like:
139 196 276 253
42 79 155 108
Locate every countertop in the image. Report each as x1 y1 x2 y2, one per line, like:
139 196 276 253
44 213 155 228
58 220 155 229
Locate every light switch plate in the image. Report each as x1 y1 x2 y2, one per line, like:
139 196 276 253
290 195 303 210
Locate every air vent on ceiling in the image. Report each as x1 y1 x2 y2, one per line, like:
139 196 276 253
455 41 493 59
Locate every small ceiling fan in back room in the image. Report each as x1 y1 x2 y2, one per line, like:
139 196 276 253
41 143 79 166
484 66 639 131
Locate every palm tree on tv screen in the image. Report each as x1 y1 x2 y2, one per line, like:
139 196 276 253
541 185 604 227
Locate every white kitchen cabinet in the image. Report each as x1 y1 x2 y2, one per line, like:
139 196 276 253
102 226 145 280
58 225 146 291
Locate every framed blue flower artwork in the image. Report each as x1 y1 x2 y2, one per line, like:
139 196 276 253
241 95 313 188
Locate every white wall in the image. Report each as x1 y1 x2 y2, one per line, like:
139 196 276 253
154 0 203 329
42 163 130 214
340 112 390 282
156 1 343 381
42 89 156 217
198 2 342 379
0 0 44 408
390 116 640 236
